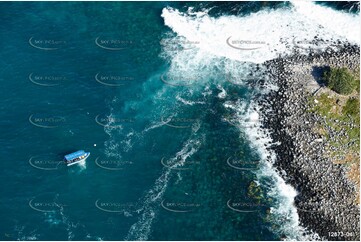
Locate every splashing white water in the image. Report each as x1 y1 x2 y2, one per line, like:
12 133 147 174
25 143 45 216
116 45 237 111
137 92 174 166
161 2 359 63
291 1 359 44
224 99 319 240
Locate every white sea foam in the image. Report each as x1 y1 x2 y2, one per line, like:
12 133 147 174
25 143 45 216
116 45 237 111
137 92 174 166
291 1 359 44
243 102 319 240
176 94 206 105
103 103 138 159
217 85 227 99
143 120 166 132
222 97 320 240
125 138 202 240
161 2 359 63
104 111 124 160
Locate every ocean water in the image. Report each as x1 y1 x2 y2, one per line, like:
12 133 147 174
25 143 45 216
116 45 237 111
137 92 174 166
0 1 359 241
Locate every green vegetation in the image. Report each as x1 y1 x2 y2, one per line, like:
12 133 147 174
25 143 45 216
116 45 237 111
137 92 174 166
323 67 358 95
353 67 360 93
309 65 360 165
308 66 360 204
343 98 360 118
309 93 360 156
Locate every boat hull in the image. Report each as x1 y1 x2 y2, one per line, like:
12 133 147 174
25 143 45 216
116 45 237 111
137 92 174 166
66 152 90 166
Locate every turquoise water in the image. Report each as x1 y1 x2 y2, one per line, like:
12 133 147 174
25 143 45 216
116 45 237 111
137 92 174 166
0 1 359 240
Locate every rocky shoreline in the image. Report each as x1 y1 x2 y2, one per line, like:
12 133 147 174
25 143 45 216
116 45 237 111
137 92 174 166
259 45 360 240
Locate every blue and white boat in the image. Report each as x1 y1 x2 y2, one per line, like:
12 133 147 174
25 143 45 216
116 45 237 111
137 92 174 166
64 150 90 166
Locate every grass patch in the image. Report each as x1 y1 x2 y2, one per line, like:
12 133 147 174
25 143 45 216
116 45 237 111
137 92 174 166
343 98 360 119
307 66 360 204
308 86 359 164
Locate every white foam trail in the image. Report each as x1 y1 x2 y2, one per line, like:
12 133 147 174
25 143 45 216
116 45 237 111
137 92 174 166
176 94 206 105
103 102 138 159
104 111 124 160
161 2 359 63
143 120 166 132
86 234 104 241
125 138 202 240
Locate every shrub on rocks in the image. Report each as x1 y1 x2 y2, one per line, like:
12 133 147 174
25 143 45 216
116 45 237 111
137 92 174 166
323 67 357 95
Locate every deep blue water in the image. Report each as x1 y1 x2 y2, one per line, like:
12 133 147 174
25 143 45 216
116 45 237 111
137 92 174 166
0 1 359 241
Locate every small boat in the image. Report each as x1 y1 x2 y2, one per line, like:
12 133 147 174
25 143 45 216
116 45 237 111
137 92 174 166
64 150 90 166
